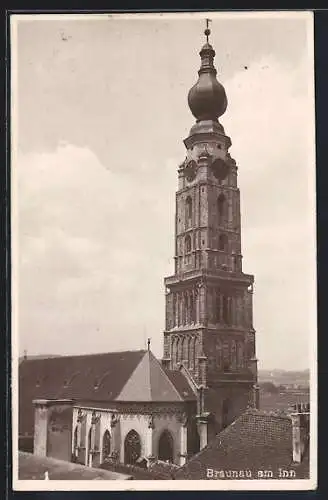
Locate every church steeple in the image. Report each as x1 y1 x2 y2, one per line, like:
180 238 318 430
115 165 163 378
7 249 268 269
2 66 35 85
162 23 258 434
188 21 227 122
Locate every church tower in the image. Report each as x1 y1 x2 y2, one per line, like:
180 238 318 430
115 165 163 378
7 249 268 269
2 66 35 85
162 23 258 437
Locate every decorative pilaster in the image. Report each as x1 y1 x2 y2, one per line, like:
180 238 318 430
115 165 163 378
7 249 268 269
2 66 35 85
178 414 188 466
110 412 120 462
146 414 155 460
196 413 210 450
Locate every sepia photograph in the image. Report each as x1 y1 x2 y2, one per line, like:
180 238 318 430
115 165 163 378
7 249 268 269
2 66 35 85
11 11 317 490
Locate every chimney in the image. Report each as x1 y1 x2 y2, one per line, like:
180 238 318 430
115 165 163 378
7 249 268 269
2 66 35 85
290 402 310 463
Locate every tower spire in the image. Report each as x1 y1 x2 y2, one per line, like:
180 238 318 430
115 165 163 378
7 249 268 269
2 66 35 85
204 18 212 43
187 21 227 122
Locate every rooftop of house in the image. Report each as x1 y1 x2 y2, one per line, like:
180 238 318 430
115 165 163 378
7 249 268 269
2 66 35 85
18 451 132 480
174 408 310 480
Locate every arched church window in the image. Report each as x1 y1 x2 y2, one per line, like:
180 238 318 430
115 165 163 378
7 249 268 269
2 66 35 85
219 233 228 252
80 414 86 448
186 196 192 226
223 341 230 372
222 295 230 324
124 429 141 465
193 336 197 369
180 337 186 362
188 336 194 369
175 337 180 365
216 339 222 368
237 342 244 369
231 340 237 370
73 426 78 457
158 430 174 463
217 194 227 224
183 292 188 324
215 290 221 323
102 430 111 461
185 234 192 254
190 292 195 323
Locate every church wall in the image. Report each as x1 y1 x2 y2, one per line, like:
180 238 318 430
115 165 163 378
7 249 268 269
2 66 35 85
152 413 182 465
119 414 149 462
71 406 186 466
72 407 117 466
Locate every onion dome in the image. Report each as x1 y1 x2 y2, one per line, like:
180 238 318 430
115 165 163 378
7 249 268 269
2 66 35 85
188 26 227 122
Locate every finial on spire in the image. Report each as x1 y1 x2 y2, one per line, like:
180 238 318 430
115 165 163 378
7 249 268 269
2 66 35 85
147 338 151 351
187 19 228 122
204 18 212 43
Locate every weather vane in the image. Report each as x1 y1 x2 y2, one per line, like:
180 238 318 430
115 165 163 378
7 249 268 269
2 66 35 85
205 18 212 43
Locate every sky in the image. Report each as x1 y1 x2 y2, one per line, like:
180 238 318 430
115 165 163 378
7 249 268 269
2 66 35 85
12 12 316 370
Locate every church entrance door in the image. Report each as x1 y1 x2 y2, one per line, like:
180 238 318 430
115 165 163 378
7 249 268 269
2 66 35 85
124 430 141 465
158 430 174 462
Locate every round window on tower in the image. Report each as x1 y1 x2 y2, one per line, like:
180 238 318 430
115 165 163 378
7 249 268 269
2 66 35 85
211 158 229 181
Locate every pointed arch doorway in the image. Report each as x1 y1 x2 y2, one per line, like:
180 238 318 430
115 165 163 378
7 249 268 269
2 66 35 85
158 430 174 463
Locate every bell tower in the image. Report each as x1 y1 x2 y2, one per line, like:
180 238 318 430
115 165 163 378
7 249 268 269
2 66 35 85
162 22 258 435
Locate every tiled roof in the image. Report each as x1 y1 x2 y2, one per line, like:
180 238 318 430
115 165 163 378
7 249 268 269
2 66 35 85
164 369 197 401
19 350 193 437
116 351 184 402
175 409 309 480
19 350 146 436
18 451 132 480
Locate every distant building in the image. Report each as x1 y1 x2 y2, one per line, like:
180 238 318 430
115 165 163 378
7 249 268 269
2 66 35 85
19 25 260 472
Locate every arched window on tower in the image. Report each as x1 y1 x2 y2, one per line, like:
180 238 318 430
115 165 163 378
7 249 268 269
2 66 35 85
215 289 221 323
222 295 231 325
186 196 192 227
188 336 194 369
190 292 195 323
216 339 222 368
180 337 186 363
193 336 197 369
218 233 228 252
184 292 188 325
185 234 192 254
175 337 180 366
223 341 230 372
237 341 244 369
217 194 227 225
231 340 237 370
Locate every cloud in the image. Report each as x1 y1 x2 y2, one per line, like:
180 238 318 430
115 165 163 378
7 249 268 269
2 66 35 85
16 143 177 357
221 54 315 369
14 33 315 370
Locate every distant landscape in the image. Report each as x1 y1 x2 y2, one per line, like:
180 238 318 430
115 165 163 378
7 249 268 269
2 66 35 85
258 368 310 387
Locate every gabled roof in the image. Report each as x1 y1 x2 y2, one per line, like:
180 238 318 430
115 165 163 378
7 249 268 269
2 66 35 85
116 350 184 402
19 350 146 436
19 349 195 437
175 409 310 480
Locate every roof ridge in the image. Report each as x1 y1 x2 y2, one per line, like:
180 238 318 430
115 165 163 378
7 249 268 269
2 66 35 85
22 349 147 361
